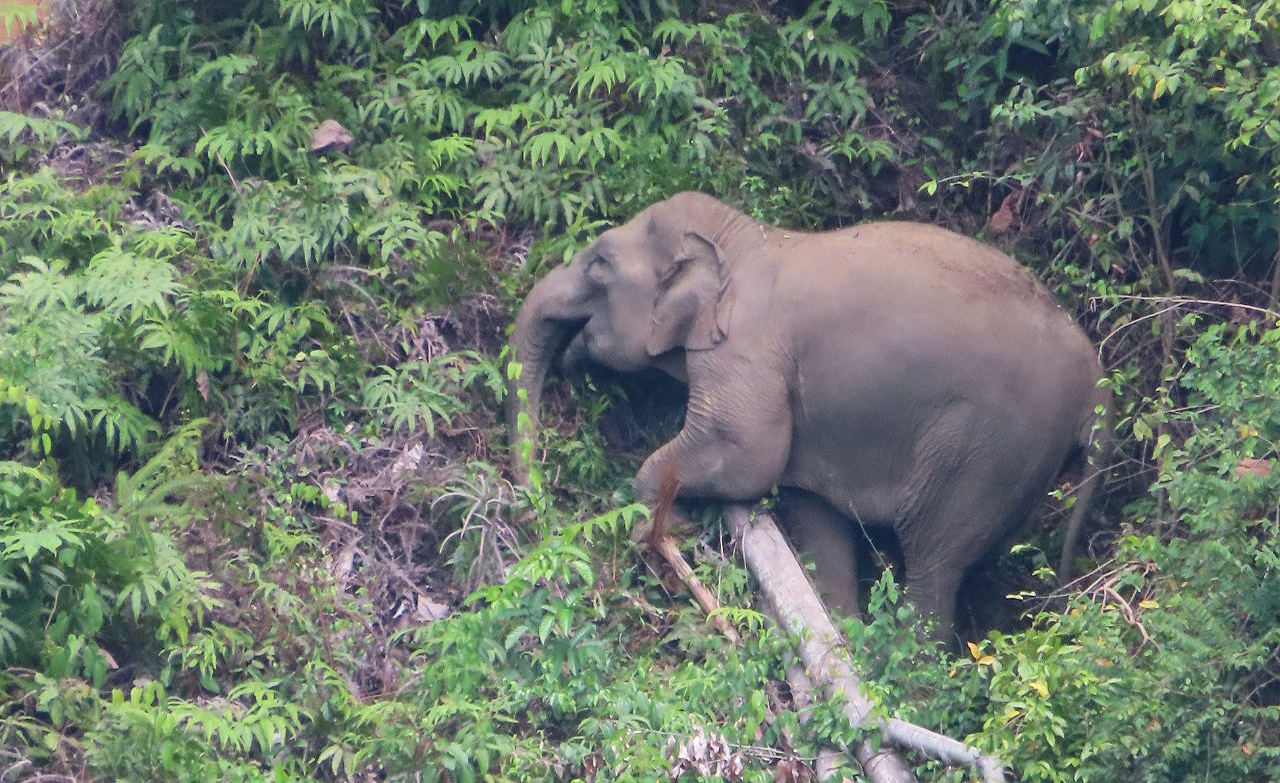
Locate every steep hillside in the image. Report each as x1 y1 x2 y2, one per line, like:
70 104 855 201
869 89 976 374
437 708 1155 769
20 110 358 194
1 1 1277 781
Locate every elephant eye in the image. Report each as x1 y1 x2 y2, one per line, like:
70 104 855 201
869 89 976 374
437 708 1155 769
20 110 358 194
659 257 689 285
585 254 612 283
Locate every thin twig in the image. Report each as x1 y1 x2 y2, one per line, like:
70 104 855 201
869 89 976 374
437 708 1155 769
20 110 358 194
1097 293 1280 320
1096 294 1280 360
1269 220 1280 310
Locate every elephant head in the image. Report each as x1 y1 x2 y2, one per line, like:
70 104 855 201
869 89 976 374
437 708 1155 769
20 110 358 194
506 193 737 474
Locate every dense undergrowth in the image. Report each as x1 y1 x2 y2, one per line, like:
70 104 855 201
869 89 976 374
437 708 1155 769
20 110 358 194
0 0 1278 780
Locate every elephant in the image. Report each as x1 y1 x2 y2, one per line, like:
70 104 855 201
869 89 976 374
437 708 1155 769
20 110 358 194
506 192 1106 638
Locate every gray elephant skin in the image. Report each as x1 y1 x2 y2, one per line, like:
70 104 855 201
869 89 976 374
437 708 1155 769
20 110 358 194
507 192 1106 637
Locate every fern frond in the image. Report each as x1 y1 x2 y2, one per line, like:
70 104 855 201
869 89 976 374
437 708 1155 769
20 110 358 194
83 242 181 323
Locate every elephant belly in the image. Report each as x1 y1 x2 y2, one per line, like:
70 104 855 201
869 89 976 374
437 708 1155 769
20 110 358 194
775 282 1094 539
781 357 1067 540
783 388 934 527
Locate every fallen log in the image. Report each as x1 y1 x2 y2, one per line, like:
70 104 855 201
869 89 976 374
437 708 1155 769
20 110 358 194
642 491 1007 782
723 504 1008 783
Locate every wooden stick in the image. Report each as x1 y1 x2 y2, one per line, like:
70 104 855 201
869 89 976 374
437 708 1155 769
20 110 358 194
645 466 740 643
648 530 740 644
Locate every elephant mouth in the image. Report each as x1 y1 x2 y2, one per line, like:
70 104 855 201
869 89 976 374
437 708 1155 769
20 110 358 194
554 319 591 374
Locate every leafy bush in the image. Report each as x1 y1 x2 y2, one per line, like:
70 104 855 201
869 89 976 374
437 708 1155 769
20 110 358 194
332 500 795 782
0 424 216 686
924 0 1280 292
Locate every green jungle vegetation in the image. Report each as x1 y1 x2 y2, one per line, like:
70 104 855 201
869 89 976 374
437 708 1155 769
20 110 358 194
1 0 1278 780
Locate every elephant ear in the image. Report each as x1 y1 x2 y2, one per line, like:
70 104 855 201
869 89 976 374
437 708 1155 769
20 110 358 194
646 231 734 355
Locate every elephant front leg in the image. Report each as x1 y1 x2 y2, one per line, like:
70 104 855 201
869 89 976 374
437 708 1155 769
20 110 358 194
897 539 971 643
632 386 793 539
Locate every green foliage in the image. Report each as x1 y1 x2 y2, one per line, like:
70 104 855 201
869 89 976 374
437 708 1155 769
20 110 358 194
848 322 1280 783
84 678 308 783
924 0 1280 288
363 351 503 438
0 425 216 682
0 249 163 453
0 111 85 167
103 0 912 242
342 499 791 782
0 166 207 462
981 326 1280 782
3 0 1280 780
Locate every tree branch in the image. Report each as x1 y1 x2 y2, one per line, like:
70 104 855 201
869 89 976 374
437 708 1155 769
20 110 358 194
647 530 739 644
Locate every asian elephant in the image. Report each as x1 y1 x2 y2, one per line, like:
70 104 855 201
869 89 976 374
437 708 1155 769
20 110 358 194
506 192 1106 638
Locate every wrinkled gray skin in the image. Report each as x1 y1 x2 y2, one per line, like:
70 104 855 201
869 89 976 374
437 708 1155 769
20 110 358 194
508 192 1106 638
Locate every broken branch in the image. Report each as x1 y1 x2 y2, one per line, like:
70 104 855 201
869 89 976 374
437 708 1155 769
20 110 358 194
646 466 740 643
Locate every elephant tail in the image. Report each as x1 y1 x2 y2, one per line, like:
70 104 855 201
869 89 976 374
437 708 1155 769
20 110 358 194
1058 411 1111 582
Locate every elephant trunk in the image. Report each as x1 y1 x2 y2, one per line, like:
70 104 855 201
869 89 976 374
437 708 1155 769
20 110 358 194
506 264 588 483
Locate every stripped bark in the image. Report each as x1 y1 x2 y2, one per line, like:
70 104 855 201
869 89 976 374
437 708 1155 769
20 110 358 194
646 465 740 643
648 529 739 644
724 505 1008 783
787 664 889 783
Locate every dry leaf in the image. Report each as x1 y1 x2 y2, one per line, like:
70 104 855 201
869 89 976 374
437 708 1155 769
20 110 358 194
331 542 357 579
1235 457 1272 479
773 758 810 783
391 442 424 477
99 647 119 670
987 192 1018 233
310 119 355 153
414 593 450 622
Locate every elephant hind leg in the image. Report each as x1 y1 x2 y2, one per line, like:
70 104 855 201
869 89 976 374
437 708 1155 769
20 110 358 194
898 551 968 642
894 403 1029 641
899 497 1032 642
775 490 861 619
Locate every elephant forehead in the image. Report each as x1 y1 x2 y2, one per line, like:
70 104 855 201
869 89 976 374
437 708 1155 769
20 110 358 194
640 209 672 237
586 223 651 261
581 233 615 259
